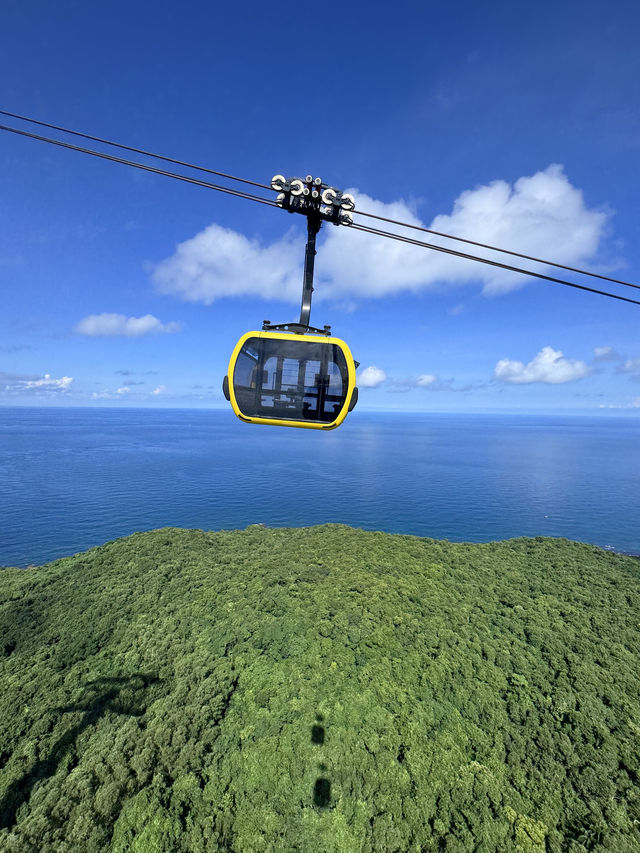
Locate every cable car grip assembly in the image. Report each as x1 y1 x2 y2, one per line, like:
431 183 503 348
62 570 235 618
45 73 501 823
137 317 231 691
262 174 355 336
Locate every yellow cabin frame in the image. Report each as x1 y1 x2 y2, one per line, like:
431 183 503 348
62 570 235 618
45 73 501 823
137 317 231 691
226 330 357 430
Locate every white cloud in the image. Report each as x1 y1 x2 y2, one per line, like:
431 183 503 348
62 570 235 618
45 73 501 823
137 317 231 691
3 373 73 393
92 384 166 400
599 397 640 409
494 346 591 384
358 366 386 387
152 225 302 305
151 165 610 304
75 313 181 337
24 374 73 390
387 373 441 392
619 358 640 374
416 374 437 387
593 346 620 362
92 390 114 400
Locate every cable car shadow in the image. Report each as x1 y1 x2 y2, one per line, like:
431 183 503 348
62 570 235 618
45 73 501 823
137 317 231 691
0 672 160 830
311 712 331 808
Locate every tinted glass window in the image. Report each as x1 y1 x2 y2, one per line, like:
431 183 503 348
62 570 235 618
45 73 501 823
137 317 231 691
233 337 350 423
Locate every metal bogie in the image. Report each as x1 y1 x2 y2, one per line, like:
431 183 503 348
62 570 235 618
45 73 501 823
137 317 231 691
271 174 355 227
225 331 358 430
276 192 351 225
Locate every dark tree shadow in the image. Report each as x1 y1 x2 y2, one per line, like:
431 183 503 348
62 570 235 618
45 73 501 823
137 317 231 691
0 672 160 830
311 712 331 808
313 777 331 808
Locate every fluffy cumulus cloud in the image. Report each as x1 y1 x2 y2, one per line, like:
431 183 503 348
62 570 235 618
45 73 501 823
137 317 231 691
75 313 181 337
152 225 302 305
494 346 591 384
358 366 387 388
151 165 610 303
2 373 73 394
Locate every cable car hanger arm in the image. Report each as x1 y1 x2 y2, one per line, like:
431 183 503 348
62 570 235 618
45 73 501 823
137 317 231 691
262 175 355 336
263 213 327 335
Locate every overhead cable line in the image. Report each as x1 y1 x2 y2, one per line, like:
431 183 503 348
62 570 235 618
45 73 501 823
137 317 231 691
349 221 640 307
0 108 272 191
2 121 639 307
353 208 640 293
5 109 637 294
0 123 278 208
4 110 639 295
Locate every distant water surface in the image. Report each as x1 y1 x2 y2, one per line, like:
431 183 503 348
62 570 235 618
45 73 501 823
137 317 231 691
0 408 638 567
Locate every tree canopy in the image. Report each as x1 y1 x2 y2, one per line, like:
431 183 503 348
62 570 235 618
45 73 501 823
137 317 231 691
1 525 639 851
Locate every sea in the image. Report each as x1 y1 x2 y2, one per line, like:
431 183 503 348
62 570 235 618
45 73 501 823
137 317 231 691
0 407 639 568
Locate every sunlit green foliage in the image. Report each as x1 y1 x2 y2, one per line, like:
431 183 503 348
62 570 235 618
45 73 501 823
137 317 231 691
1 525 639 851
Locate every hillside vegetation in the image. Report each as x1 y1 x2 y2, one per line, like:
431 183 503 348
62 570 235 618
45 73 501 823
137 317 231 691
1 525 639 852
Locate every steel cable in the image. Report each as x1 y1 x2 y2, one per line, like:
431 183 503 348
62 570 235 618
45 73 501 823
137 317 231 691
3 109 638 292
352 209 640 293
0 124 278 208
0 108 272 191
1 120 638 306
349 222 640 306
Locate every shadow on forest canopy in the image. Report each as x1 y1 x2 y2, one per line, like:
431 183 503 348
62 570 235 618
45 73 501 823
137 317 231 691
0 672 161 830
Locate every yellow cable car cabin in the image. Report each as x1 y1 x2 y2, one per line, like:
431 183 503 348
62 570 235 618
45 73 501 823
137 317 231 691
223 331 358 430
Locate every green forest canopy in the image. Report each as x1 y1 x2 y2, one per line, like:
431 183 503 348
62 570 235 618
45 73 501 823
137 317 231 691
1 525 639 852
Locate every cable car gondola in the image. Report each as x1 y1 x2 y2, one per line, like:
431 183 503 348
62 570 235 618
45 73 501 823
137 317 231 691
223 175 359 430
224 330 357 429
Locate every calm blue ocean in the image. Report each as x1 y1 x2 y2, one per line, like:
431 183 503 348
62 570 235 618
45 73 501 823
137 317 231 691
0 407 638 567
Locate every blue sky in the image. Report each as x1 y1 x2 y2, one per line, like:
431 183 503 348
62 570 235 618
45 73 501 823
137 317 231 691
1 0 639 413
